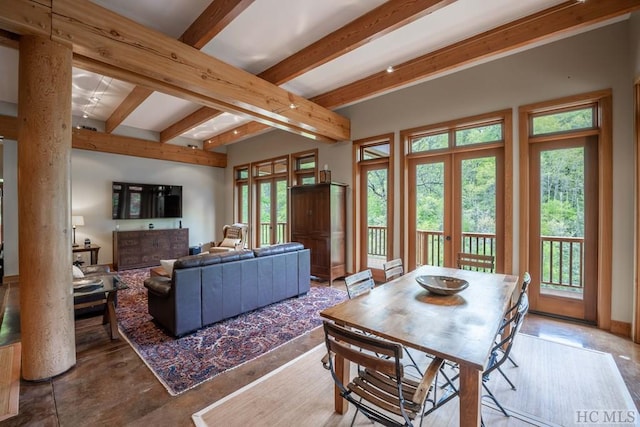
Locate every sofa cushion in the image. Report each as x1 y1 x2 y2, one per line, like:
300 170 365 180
253 242 304 257
174 249 255 270
144 276 172 297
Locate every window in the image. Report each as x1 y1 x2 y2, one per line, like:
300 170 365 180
233 151 317 247
354 134 394 279
409 119 504 154
234 165 249 224
530 105 596 136
291 149 318 185
401 110 511 273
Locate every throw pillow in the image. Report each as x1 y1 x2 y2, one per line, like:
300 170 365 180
160 259 176 278
225 227 241 239
72 265 84 279
220 237 240 248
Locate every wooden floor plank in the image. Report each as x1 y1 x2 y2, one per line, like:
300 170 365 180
0 342 21 422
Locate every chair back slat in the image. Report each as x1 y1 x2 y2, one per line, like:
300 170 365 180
457 252 495 272
323 321 443 425
383 258 404 281
344 269 375 299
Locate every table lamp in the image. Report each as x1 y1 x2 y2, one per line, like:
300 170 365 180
72 215 85 247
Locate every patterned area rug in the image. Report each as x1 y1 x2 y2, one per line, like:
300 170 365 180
116 269 347 395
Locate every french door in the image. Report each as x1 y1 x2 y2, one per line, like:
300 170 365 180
359 161 390 280
256 177 288 247
407 148 504 272
528 136 598 321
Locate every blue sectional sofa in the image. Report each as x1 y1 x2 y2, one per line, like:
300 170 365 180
143 242 311 336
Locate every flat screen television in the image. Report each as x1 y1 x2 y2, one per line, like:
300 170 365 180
112 182 182 219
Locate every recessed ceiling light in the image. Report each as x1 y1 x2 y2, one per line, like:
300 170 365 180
82 113 89 119
233 130 239 135
386 65 394 73
289 103 297 109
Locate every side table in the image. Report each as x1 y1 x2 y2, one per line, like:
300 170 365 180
73 244 101 265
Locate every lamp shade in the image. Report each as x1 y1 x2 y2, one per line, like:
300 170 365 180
71 215 85 227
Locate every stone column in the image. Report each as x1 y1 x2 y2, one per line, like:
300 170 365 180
18 35 75 380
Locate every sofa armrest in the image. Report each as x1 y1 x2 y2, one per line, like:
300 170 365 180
144 276 172 297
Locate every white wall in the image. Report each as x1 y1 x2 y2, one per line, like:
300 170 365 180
71 149 225 266
1 137 225 275
227 21 636 323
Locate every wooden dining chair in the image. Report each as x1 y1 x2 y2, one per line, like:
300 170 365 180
504 272 531 368
428 289 530 420
323 321 444 427
383 258 404 281
321 269 375 368
344 269 375 299
456 252 495 273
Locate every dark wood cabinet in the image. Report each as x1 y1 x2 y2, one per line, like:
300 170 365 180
290 183 346 283
113 228 189 270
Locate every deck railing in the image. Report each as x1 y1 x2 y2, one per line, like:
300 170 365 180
367 226 387 256
363 226 584 290
540 236 584 291
259 222 288 246
414 230 496 268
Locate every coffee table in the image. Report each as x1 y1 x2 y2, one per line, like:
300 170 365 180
73 274 128 339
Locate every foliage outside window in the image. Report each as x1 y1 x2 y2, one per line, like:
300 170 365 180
410 120 503 153
410 132 448 152
531 106 595 136
291 150 318 185
455 122 502 146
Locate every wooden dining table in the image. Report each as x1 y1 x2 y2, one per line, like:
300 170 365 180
320 265 518 427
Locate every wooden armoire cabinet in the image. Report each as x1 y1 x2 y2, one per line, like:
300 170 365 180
290 183 347 283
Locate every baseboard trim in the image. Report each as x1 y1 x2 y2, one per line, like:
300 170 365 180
610 320 631 338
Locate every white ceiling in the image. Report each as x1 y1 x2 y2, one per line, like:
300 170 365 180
0 0 630 145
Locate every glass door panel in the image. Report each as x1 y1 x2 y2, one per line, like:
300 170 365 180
529 137 597 321
257 178 288 247
411 159 448 269
258 181 272 247
457 156 497 270
363 166 388 271
275 179 288 244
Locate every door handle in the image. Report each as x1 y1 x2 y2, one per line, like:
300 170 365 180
445 236 451 241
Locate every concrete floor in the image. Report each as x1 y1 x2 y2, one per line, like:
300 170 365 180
0 279 638 426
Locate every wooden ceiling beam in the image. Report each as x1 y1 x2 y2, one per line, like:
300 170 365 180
312 0 640 109
0 0 50 37
259 0 456 86
105 86 153 133
204 121 270 149
73 128 227 167
210 0 640 147
0 114 227 167
179 0 254 49
0 29 19 49
104 0 253 134
160 106 222 143
38 0 349 141
195 0 456 147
